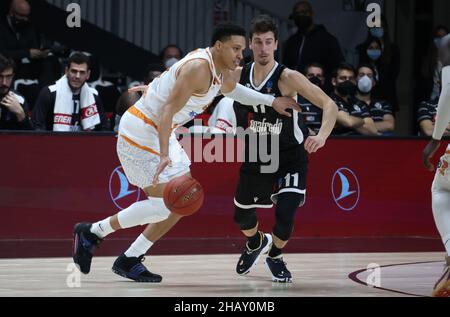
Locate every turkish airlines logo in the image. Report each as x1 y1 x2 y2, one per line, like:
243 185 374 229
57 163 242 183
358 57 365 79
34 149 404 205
109 166 141 210
331 167 360 211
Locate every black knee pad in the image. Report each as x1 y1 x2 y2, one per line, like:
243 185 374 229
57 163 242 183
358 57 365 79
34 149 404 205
273 192 304 241
234 207 258 231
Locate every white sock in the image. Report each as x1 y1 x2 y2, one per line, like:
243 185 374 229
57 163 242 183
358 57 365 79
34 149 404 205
117 198 170 229
432 184 450 257
124 234 154 258
90 217 115 239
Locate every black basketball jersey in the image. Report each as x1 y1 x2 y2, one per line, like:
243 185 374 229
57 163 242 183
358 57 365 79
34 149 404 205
234 62 309 167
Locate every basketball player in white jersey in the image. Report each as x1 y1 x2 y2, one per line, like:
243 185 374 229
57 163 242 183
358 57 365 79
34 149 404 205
72 24 301 282
423 33 450 297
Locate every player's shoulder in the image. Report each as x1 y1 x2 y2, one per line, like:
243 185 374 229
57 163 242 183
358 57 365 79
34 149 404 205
177 58 211 78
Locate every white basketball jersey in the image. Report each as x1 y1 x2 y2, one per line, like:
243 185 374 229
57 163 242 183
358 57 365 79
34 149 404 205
136 47 222 128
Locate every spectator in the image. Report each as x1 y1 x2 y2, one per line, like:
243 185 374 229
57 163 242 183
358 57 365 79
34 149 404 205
421 25 449 102
417 97 450 137
159 44 183 69
0 53 32 130
0 0 61 86
113 63 165 132
356 16 401 111
329 63 378 136
355 64 395 135
298 62 325 135
32 52 107 132
283 1 344 85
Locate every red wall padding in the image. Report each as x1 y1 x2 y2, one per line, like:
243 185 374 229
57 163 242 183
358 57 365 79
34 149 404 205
0 134 445 256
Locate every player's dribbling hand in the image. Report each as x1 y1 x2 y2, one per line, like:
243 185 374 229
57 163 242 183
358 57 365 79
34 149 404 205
272 97 301 117
304 135 326 154
422 139 441 172
152 155 172 186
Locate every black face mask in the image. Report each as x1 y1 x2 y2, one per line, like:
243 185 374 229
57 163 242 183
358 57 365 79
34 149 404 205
293 14 313 33
336 81 356 97
10 16 29 31
309 76 323 88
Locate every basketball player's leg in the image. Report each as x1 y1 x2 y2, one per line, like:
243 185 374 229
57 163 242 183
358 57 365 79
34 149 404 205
265 164 307 283
117 176 191 260
110 136 192 282
73 133 189 278
234 171 273 275
431 170 450 297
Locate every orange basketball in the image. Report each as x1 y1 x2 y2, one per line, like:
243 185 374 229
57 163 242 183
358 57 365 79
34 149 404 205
163 175 204 216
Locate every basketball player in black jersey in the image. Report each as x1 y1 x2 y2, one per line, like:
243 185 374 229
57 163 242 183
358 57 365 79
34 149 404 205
226 15 338 282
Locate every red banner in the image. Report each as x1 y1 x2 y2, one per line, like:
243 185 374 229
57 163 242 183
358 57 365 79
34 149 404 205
0 134 445 256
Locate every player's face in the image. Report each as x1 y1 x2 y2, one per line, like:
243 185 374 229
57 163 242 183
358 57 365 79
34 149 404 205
220 35 245 71
250 32 278 66
65 63 91 91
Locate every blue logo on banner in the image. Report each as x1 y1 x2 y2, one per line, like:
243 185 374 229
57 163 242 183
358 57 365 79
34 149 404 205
331 167 360 211
109 166 141 210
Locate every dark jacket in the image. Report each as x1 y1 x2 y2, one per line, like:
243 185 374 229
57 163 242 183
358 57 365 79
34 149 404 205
283 25 344 77
32 85 108 131
0 16 41 62
0 91 33 130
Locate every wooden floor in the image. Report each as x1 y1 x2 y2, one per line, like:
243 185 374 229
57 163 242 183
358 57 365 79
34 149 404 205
0 252 447 297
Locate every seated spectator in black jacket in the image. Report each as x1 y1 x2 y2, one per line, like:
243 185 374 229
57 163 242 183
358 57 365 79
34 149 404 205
417 97 450 137
355 64 395 135
283 1 344 86
329 63 378 136
0 54 32 130
0 0 61 86
32 52 107 131
298 62 325 135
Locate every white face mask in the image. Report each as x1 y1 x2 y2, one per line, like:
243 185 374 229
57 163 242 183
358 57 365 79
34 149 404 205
358 75 373 94
164 57 179 69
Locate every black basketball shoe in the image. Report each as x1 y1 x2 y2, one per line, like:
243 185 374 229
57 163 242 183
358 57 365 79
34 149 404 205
265 256 292 283
236 232 272 275
112 254 162 283
72 222 103 274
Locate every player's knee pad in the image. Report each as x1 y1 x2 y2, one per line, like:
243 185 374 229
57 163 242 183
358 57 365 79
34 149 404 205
234 207 257 231
273 192 304 241
118 197 170 229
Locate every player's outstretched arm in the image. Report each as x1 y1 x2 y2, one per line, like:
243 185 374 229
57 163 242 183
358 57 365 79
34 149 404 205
283 69 338 153
221 71 301 117
153 60 211 184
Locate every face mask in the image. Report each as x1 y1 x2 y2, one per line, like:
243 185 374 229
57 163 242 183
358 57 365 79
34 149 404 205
336 80 356 97
11 16 29 31
357 75 373 94
309 76 323 88
293 14 313 33
370 27 384 38
367 49 382 61
164 57 179 69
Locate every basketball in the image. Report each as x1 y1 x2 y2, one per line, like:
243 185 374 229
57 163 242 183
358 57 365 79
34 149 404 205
163 175 204 216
